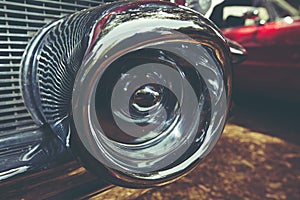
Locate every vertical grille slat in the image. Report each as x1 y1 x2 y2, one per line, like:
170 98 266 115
0 0 103 136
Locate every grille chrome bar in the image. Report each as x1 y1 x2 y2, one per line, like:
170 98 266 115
0 78 20 83
1 56 26 60
1 16 52 23
0 0 103 138
0 33 32 37
0 49 26 53
0 1 79 13
0 93 21 99
0 25 40 31
0 72 19 75
0 85 20 91
0 99 24 106
0 119 35 130
0 113 32 122
0 106 27 113
0 8 62 18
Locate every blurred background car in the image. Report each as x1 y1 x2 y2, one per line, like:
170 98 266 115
189 0 300 102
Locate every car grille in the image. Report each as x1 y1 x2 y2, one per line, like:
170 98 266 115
0 0 103 137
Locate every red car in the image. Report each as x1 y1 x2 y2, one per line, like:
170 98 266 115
205 0 300 101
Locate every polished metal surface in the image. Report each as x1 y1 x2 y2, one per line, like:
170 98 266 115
0 0 102 135
67 1 231 187
0 0 103 179
1 0 233 187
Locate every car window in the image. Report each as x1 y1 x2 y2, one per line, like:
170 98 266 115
223 6 269 28
269 0 299 19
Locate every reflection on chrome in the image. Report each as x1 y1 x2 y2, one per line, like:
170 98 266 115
20 1 233 188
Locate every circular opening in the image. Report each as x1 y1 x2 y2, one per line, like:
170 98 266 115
96 80 181 144
90 48 211 173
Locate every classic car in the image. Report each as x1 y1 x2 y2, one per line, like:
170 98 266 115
0 0 246 198
196 0 300 101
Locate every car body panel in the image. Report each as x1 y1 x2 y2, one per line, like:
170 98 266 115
213 0 300 100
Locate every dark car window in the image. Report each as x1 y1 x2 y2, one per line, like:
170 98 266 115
209 0 299 29
269 0 299 19
223 6 269 27
209 0 260 28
